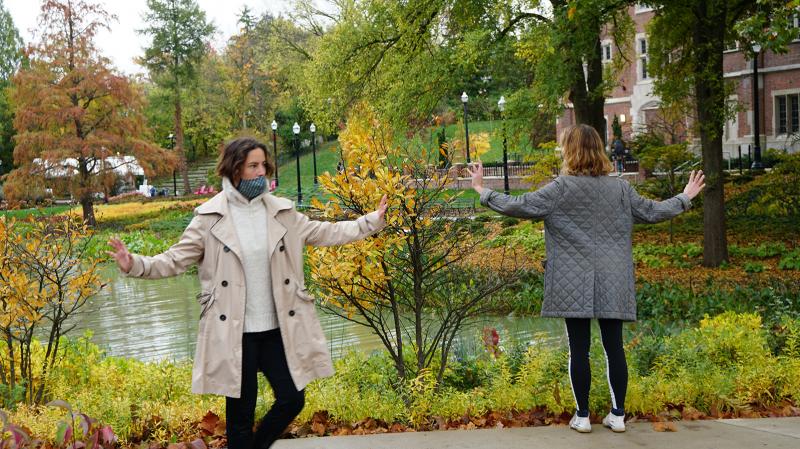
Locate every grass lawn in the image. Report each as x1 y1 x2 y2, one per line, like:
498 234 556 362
270 123 541 204
0 204 73 219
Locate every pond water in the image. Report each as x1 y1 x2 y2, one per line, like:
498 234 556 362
67 266 565 362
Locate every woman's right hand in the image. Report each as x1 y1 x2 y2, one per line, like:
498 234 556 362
107 237 133 273
683 170 705 200
466 161 484 194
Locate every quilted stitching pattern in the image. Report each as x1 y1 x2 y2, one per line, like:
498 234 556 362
481 176 689 321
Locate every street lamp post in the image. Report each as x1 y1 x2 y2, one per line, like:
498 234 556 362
169 133 176 196
293 122 302 204
461 92 471 163
751 43 764 170
271 120 279 187
310 123 318 184
498 96 510 195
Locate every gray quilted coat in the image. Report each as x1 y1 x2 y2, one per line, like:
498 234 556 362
480 175 691 321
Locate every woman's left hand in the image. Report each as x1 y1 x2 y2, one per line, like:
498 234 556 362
376 195 388 221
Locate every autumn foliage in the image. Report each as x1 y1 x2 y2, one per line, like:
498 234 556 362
5 0 175 225
307 105 524 383
0 215 104 405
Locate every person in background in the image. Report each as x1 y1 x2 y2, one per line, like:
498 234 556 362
467 124 704 434
108 137 387 449
612 138 626 174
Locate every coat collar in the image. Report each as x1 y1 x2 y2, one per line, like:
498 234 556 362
194 177 294 261
195 177 294 218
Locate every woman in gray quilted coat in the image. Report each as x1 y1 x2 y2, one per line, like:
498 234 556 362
468 124 705 434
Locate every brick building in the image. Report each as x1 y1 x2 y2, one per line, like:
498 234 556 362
555 4 800 157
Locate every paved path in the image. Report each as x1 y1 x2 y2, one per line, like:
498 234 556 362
273 417 800 449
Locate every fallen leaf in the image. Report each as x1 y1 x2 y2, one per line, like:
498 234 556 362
334 426 353 436
311 421 326 436
197 412 219 436
652 421 678 432
188 439 206 449
681 407 705 420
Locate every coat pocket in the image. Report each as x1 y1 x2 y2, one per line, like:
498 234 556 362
295 285 315 302
196 287 216 319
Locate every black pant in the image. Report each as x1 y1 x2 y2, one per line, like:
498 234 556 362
565 318 627 416
226 329 305 449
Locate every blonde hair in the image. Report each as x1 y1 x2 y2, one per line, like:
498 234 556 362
559 124 613 176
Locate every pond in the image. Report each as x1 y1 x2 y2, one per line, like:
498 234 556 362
67 266 565 362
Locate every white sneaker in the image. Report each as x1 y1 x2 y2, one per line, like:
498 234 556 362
602 412 626 432
569 414 592 433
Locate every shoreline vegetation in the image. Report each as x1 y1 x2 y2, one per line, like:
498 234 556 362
3 310 799 447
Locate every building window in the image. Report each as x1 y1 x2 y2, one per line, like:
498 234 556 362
793 15 800 40
724 40 739 52
775 93 800 134
638 38 649 80
601 41 612 62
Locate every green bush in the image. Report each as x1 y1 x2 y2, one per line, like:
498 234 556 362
727 153 800 217
484 221 545 256
779 249 800 270
636 279 800 334
500 217 520 228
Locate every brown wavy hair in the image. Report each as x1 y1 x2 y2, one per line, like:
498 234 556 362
560 124 612 176
216 137 275 181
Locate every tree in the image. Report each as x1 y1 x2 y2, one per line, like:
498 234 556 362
0 0 22 176
307 105 523 384
0 216 104 405
7 0 175 225
510 0 635 140
138 0 214 193
183 51 231 159
634 141 697 242
293 0 630 143
646 0 800 266
221 7 264 132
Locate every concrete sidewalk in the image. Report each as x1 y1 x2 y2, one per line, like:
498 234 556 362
273 417 800 449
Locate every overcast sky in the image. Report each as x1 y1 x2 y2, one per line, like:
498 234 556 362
5 0 296 76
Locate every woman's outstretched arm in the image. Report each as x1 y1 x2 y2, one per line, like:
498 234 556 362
107 215 206 278
468 161 562 219
629 170 705 224
300 195 388 246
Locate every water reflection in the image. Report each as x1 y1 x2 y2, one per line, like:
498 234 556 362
69 266 563 362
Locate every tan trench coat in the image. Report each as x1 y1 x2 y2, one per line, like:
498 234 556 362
126 190 384 398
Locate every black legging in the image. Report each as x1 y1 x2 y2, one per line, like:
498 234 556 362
226 329 305 449
565 318 627 417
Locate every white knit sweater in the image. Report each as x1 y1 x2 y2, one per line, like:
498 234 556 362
224 178 279 332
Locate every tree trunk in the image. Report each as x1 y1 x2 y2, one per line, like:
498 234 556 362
694 2 729 267
174 93 191 195
569 33 607 140
384 261 406 382
79 157 96 227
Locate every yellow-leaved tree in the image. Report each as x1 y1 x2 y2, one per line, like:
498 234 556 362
307 105 523 384
0 216 104 406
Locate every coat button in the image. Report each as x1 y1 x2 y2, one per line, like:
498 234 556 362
288 310 295 317
284 279 290 285
279 245 285 252
221 280 228 287
223 246 230 252
219 314 227 321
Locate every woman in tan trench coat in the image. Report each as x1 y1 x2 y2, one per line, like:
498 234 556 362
107 137 387 449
